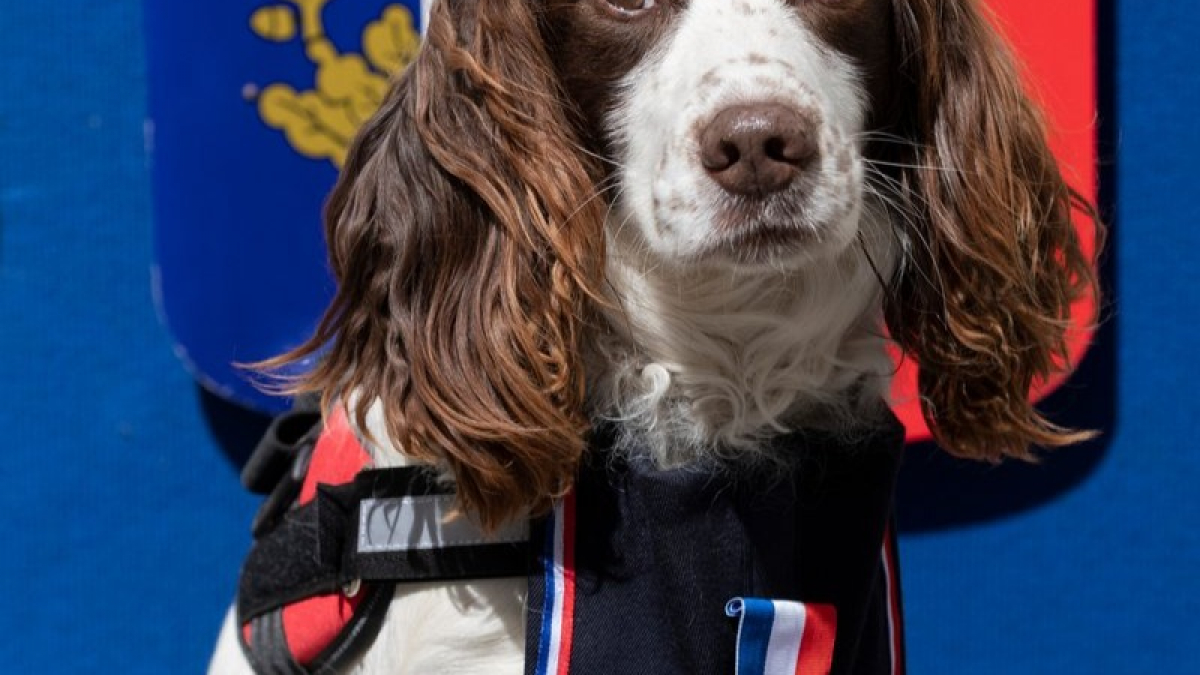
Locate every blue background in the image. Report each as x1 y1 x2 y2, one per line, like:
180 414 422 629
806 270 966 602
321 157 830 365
0 1 1195 673
147 0 406 412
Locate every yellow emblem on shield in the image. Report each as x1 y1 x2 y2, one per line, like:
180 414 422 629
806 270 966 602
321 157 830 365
249 0 420 167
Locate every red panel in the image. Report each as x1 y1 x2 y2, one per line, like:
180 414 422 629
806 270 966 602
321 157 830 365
891 0 1099 442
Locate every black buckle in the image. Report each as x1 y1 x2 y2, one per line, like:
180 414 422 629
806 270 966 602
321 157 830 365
242 408 323 538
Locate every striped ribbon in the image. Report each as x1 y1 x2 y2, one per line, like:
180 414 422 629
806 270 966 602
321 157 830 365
533 491 577 675
725 597 837 675
881 528 905 675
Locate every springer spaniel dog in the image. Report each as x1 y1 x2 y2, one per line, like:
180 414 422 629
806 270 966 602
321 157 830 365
211 0 1100 673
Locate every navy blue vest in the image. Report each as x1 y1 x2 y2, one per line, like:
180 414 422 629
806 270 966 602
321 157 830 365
525 418 906 675
237 410 906 675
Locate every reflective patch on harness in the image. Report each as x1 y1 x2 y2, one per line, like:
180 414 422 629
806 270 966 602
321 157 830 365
358 495 530 553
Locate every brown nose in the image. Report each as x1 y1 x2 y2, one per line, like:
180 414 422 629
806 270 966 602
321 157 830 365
699 104 818 196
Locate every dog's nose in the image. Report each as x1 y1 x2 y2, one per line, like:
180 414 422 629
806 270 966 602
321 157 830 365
699 104 818 196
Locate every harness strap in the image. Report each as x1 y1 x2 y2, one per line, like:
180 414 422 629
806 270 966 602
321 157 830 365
237 406 531 673
241 583 394 675
348 467 530 582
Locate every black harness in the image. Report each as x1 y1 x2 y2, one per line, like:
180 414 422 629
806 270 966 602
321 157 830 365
235 406 907 675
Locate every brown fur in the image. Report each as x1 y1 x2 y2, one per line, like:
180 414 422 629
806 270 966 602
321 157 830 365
882 0 1103 460
259 0 1103 529
260 0 609 530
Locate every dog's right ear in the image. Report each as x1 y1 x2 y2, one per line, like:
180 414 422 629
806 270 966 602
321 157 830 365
266 0 609 530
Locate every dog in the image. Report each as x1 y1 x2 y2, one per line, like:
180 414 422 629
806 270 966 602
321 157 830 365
210 0 1100 673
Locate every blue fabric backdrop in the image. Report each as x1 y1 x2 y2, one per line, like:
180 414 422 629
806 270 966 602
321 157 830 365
0 1 1195 673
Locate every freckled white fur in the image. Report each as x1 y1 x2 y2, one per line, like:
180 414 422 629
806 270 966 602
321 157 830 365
615 0 868 262
593 0 896 464
208 0 897 672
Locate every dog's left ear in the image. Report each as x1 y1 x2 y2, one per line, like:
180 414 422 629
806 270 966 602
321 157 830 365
883 0 1103 460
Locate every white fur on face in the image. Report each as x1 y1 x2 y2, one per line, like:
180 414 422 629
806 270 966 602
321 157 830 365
593 0 898 462
610 0 869 267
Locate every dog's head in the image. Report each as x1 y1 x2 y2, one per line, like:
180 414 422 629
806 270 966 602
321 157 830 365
270 0 1100 528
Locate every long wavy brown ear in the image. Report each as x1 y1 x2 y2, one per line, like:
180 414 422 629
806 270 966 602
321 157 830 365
262 0 608 529
883 0 1103 461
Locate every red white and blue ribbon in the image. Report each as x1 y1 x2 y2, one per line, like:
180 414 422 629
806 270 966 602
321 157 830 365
881 529 905 675
725 597 837 675
533 491 577 675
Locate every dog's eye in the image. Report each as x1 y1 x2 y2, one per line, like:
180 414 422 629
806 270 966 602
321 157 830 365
601 0 656 17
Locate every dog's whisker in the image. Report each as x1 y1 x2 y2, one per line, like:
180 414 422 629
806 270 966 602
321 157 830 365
862 157 973 175
561 179 621 230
